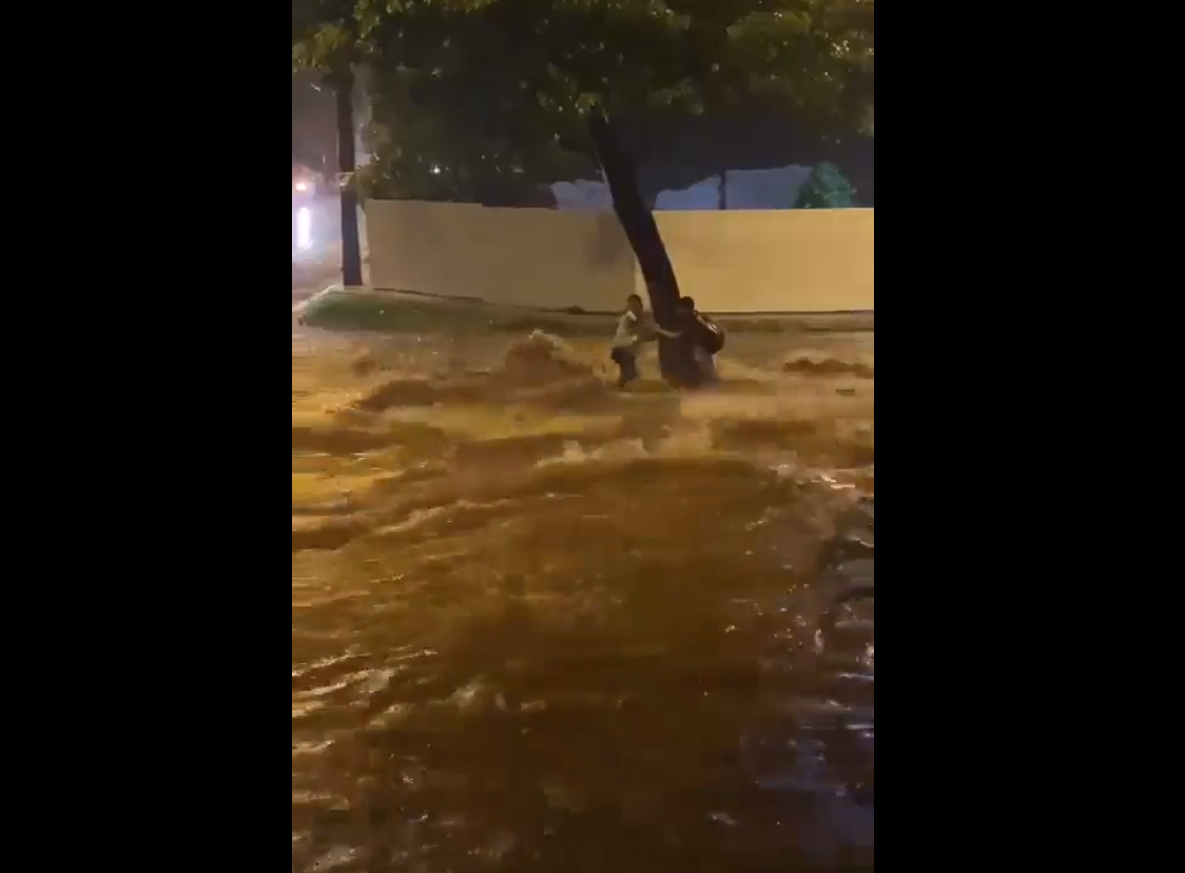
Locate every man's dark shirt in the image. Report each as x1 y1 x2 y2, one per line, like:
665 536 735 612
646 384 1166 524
670 311 704 387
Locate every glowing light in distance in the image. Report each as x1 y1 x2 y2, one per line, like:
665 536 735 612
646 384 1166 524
296 207 312 250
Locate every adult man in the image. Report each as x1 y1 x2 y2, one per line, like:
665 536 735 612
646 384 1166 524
675 296 724 385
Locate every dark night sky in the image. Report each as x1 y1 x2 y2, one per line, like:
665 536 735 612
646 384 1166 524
292 72 336 170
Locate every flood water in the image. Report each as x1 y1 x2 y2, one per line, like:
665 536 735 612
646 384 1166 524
292 324 874 872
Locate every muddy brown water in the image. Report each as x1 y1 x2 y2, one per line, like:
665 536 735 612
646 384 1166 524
292 329 874 872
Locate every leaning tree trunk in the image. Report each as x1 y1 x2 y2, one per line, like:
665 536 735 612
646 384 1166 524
331 68 363 288
588 108 695 385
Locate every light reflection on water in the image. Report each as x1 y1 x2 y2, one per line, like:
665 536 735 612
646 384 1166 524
292 331 874 871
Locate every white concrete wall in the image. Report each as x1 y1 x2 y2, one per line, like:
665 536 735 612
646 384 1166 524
365 200 873 313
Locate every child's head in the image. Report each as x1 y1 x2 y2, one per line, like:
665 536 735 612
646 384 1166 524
678 295 696 314
626 293 644 315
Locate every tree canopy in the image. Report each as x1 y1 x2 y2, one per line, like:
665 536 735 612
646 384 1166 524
293 0 874 204
794 161 856 208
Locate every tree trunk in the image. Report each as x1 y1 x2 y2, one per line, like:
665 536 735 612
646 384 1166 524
587 108 695 385
333 70 363 288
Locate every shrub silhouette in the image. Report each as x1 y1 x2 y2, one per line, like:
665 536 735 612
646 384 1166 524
794 162 857 208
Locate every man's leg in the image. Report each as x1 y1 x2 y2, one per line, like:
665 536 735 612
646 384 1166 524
694 346 718 382
677 338 703 388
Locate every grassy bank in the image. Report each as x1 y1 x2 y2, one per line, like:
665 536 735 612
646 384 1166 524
298 290 874 337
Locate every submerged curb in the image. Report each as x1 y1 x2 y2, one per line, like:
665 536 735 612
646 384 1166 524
293 284 368 317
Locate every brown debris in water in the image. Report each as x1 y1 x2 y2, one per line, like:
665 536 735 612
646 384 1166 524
292 420 447 455
712 418 822 444
291 515 372 551
292 423 400 454
350 352 379 377
782 354 874 379
710 416 874 469
353 331 615 414
353 377 450 411
493 331 615 409
498 330 602 385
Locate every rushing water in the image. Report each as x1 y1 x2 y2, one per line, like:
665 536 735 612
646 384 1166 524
292 328 874 872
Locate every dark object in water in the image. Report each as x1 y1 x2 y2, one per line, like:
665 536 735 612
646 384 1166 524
587 107 699 387
694 312 726 354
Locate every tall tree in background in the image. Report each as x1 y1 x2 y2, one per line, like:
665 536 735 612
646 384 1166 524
351 0 873 204
292 0 364 287
794 161 856 208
